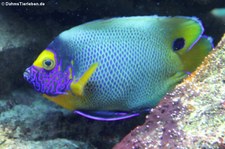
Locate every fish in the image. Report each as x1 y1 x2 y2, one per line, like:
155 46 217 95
23 16 213 121
210 8 225 19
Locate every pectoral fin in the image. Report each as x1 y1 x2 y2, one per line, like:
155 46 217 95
70 63 98 96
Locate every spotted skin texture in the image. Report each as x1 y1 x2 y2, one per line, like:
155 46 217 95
47 16 194 111
24 16 211 113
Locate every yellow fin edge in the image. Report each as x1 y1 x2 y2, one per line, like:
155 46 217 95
70 63 99 96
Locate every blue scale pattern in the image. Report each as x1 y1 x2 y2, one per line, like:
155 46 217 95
51 18 182 111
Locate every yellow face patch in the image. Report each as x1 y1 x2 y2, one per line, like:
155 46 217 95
33 49 56 70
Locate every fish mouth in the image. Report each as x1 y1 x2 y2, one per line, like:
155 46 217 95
23 68 30 81
23 66 72 96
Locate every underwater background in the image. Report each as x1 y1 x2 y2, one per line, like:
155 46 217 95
0 0 225 149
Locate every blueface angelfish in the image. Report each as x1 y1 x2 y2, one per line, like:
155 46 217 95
24 16 213 121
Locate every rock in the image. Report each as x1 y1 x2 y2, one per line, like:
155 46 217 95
0 89 145 149
114 34 225 149
0 137 95 149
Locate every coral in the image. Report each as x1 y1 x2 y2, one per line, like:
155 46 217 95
114 34 225 149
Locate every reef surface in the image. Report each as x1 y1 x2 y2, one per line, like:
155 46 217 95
0 89 146 149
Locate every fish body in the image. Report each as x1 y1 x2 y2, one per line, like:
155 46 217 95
211 8 225 18
24 16 213 120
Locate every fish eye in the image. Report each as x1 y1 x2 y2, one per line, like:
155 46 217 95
43 59 55 70
172 38 185 51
